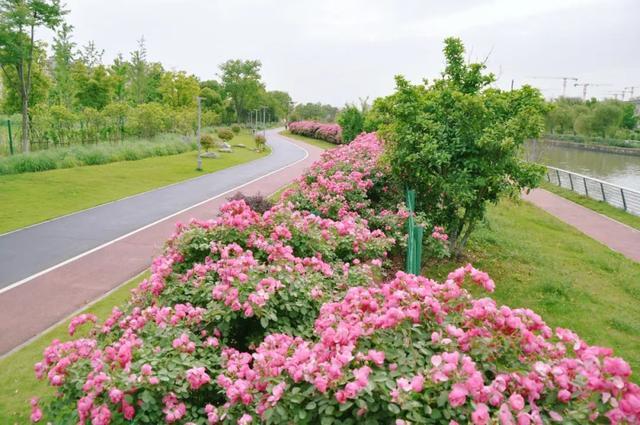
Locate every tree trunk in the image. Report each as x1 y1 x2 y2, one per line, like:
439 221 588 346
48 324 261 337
20 84 30 153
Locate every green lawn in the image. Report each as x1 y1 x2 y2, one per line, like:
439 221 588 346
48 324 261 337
0 131 268 234
540 181 640 231
425 199 640 378
279 130 338 150
0 272 147 425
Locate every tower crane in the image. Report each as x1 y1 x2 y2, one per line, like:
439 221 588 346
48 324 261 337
527 76 578 97
625 86 638 100
574 83 611 100
606 91 626 100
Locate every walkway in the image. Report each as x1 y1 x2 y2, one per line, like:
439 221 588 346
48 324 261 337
523 188 640 262
0 130 324 355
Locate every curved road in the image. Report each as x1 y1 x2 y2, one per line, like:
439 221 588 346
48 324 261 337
0 129 306 290
0 130 324 355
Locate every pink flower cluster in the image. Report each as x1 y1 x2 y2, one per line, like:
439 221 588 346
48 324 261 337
288 120 343 144
209 269 640 424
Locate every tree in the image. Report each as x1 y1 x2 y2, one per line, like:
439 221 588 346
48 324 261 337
128 36 148 104
0 0 66 152
78 40 103 69
200 79 224 112
591 102 622 138
49 22 75 108
264 90 292 121
363 95 393 132
158 70 199 108
218 59 264 121
290 102 338 122
109 53 129 102
337 104 364 142
546 104 575 134
72 62 112 110
621 103 638 130
380 37 546 255
1 40 49 113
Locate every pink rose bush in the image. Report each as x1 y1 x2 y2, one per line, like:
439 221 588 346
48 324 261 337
289 121 343 144
31 133 639 424
282 132 409 242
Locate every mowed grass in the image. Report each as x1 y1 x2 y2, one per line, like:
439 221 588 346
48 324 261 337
279 130 339 150
425 199 640 379
0 131 268 234
540 181 640 231
0 272 147 425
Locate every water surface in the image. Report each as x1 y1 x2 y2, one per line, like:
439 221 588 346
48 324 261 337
526 140 640 191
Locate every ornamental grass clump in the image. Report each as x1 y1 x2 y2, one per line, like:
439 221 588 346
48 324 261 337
30 133 639 424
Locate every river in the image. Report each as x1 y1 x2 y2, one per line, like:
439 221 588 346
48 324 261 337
526 140 640 191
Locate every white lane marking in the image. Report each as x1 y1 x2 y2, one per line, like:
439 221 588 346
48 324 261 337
0 269 148 360
0 138 277 238
0 133 309 295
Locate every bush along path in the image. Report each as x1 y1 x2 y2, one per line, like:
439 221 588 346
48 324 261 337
0 130 322 356
288 120 343 144
30 133 640 424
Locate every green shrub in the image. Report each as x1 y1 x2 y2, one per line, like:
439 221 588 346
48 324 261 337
200 133 215 151
337 105 364 142
0 136 197 175
217 128 234 143
231 124 241 134
254 134 266 152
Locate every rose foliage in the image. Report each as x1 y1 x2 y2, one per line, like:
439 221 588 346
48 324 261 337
32 133 639 425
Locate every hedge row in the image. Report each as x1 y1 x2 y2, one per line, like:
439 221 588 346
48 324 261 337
288 121 342 144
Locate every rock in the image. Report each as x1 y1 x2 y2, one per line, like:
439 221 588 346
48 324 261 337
201 152 219 158
218 147 233 153
233 143 247 148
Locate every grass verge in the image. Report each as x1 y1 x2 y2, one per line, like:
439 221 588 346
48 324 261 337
279 130 338 150
425 199 640 380
0 272 148 424
0 131 268 234
540 182 640 231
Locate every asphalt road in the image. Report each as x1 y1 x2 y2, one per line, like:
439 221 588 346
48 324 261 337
0 129 307 290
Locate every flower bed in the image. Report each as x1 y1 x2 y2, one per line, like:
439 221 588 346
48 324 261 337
288 121 343 145
31 133 640 424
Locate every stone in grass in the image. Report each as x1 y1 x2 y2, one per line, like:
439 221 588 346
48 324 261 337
233 143 247 148
201 152 219 158
218 147 233 153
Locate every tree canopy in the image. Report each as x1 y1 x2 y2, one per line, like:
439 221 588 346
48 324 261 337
379 37 546 254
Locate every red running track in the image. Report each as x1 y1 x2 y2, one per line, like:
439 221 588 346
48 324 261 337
523 188 640 263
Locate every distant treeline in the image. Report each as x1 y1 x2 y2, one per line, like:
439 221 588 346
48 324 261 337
545 98 639 141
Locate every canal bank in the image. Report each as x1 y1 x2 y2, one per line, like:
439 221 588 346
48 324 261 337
540 138 640 157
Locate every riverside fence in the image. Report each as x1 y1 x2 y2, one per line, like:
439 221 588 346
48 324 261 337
545 166 640 217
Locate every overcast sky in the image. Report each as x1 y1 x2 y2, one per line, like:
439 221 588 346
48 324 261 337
47 0 640 105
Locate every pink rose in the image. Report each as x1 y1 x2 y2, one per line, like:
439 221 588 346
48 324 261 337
471 403 489 425
508 393 525 411
448 383 468 407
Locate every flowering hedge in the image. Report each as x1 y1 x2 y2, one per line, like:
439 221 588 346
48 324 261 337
288 121 343 145
31 133 640 424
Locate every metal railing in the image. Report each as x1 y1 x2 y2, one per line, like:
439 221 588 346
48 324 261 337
545 166 640 217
